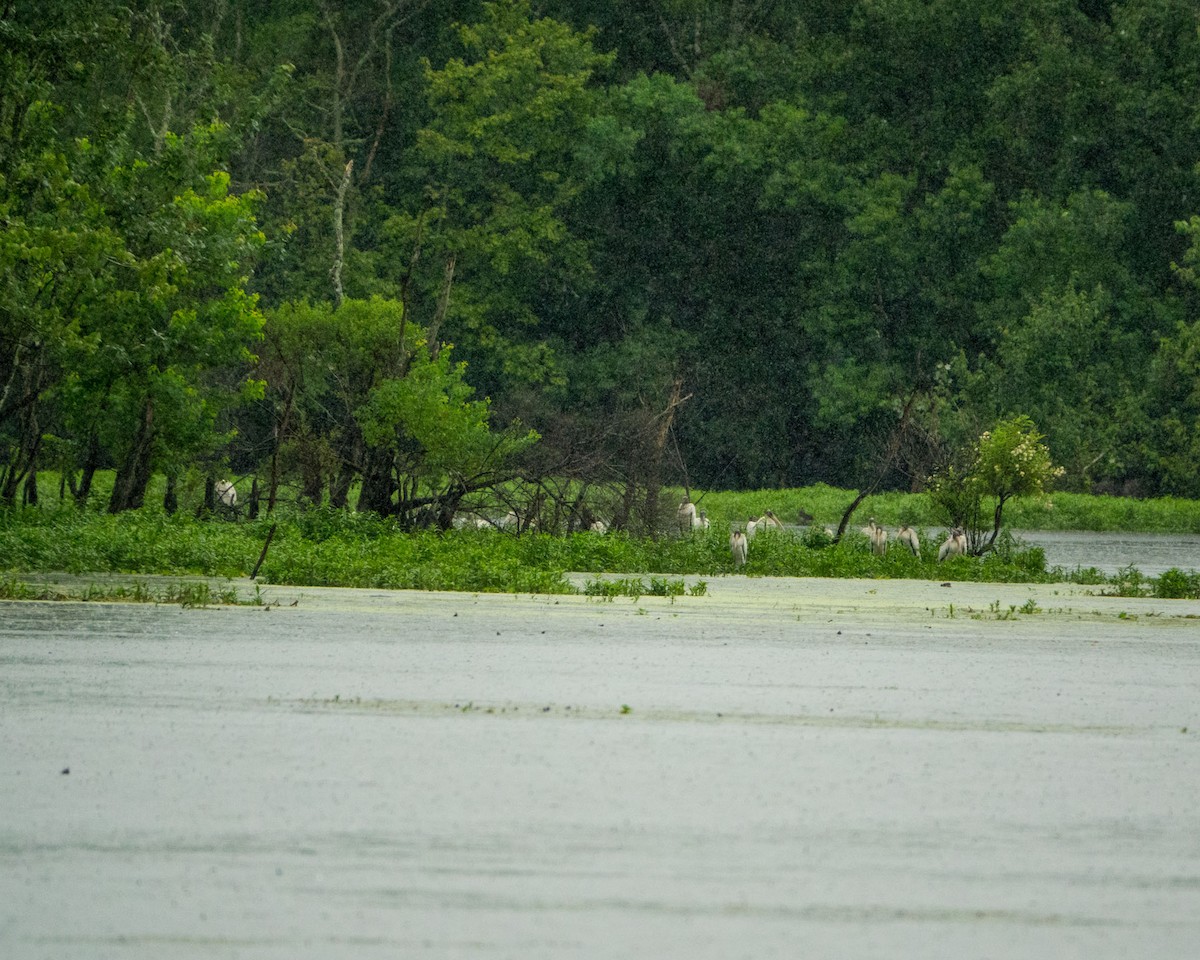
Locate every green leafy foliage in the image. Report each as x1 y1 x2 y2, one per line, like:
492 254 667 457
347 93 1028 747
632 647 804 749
357 344 538 481
3 481 1198 596
0 506 1046 591
1153 568 1200 600
928 416 1064 552
412 0 625 391
6 0 1200 519
974 416 1064 502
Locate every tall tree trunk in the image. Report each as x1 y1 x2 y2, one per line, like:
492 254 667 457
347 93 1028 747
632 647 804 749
426 254 455 359
357 444 396 515
0 350 44 507
75 434 102 508
612 478 638 532
0 414 38 506
0 447 24 505
299 432 325 504
977 494 1010 556
0 342 26 430
640 378 689 536
330 159 354 307
329 430 362 509
163 472 178 514
108 400 156 513
266 389 295 516
247 476 260 520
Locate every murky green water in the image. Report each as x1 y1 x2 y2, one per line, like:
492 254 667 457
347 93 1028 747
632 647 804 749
2 579 1199 958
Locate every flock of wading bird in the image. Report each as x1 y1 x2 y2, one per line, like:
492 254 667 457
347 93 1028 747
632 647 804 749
859 518 968 563
213 478 970 566
678 497 969 569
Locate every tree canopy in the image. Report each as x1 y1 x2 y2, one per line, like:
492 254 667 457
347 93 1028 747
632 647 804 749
3 0 1199 518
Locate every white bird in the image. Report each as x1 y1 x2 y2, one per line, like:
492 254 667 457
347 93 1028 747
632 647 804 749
745 517 760 540
695 510 710 531
678 499 698 535
496 508 540 532
938 527 967 561
589 519 608 534
761 509 784 530
215 480 236 508
897 525 920 555
864 518 887 555
497 510 521 530
730 531 748 567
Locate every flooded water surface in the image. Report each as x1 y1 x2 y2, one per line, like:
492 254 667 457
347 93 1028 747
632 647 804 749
2 579 1199 958
1017 529 1200 576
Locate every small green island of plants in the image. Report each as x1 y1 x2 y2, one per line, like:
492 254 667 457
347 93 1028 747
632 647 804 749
3 470 1199 604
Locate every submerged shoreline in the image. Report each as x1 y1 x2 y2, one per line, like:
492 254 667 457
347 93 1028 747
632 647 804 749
5 570 1200 627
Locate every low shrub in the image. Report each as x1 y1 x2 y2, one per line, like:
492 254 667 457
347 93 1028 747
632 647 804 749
1153 568 1200 600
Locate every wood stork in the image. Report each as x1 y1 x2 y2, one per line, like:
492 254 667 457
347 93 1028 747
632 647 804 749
452 512 493 530
745 517 760 540
215 480 237 508
938 527 967 561
897 525 920 555
864 518 887 555
761 509 784 530
498 510 522 531
696 510 710 531
678 498 698 535
589 519 608 534
730 530 748 567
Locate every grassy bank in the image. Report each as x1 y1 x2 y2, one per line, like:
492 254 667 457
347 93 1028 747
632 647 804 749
3 505 1198 598
17 470 1200 533
687 484 1200 533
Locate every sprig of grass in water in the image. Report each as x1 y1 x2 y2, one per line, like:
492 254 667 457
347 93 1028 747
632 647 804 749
584 576 694 600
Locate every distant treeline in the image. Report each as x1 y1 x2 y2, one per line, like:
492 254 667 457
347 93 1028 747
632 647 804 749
3 0 1200 520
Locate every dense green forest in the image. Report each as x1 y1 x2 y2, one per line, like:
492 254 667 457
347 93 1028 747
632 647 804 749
3 0 1200 530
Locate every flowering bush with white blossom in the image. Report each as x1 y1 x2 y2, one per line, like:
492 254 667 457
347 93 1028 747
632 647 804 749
975 417 1066 501
929 416 1063 554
